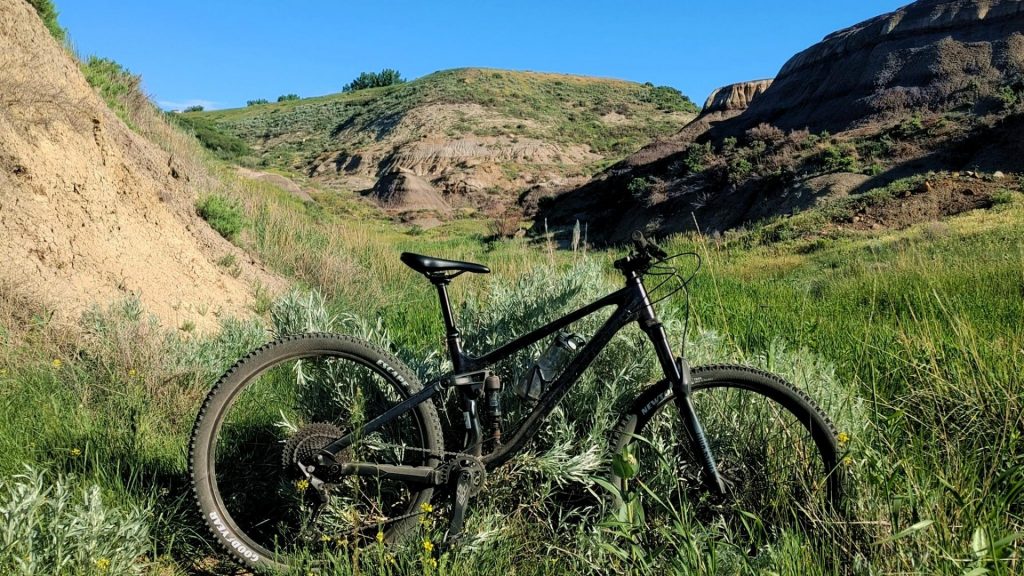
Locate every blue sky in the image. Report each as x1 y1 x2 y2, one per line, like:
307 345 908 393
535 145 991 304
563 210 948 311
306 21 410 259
58 1 909 111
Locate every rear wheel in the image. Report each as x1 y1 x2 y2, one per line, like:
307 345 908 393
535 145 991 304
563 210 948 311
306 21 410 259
190 333 443 572
611 364 843 539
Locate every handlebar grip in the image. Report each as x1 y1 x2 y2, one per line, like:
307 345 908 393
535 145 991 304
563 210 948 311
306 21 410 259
631 230 667 259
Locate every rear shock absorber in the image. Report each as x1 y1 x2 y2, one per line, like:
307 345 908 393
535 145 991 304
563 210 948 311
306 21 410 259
483 374 503 447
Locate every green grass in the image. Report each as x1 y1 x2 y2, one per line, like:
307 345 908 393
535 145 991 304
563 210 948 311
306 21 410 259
1 152 1022 574
27 0 66 43
80 57 144 128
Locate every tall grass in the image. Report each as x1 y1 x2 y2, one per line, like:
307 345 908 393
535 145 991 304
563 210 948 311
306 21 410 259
0 169 1021 573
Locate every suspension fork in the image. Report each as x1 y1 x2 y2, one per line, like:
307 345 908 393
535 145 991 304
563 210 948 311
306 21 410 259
633 277 726 496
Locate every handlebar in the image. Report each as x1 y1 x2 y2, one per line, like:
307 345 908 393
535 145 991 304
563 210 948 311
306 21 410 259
614 230 667 274
630 230 667 260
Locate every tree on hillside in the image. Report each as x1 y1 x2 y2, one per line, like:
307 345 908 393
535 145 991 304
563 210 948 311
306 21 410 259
342 68 406 92
183 105 204 112
277 94 300 102
247 98 269 106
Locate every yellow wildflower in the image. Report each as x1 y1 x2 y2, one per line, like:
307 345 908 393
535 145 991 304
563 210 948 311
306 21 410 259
295 479 309 491
426 557 438 569
320 533 331 542
376 531 385 544
94 557 111 571
422 539 433 554
419 502 434 514
128 369 137 377
51 359 62 368
837 432 850 444
69 448 81 457
843 456 853 466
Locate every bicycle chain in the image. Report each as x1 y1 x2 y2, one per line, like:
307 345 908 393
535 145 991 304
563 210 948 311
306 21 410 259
358 441 487 487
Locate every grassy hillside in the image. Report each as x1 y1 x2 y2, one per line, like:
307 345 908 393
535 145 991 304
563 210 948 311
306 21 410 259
186 69 697 220
199 68 696 163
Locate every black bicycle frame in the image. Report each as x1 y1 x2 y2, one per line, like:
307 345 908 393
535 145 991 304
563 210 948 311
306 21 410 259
318 265 723 492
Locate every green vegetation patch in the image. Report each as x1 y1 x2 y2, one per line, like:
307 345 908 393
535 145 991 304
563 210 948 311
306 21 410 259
27 0 66 43
196 193 245 240
342 68 406 92
169 113 251 161
81 56 143 127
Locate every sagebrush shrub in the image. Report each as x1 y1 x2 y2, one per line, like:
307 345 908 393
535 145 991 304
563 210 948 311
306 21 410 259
196 194 244 240
0 467 152 575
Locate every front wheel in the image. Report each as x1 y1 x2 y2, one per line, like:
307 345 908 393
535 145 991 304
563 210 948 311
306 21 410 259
189 333 444 573
611 364 844 538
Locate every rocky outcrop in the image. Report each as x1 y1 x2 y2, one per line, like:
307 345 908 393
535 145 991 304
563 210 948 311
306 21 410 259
718 0 1024 133
371 169 452 214
701 79 774 115
535 0 1024 245
616 80 773 168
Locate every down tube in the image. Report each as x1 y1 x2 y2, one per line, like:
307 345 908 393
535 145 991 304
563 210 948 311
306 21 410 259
481 303 636 468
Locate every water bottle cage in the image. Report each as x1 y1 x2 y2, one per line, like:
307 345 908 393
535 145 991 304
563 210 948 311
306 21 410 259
516 332 587 401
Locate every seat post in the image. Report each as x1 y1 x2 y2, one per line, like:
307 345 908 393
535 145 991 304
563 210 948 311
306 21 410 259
432 277 465 371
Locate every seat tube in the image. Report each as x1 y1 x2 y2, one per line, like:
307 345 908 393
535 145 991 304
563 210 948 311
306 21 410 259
434 281 465 371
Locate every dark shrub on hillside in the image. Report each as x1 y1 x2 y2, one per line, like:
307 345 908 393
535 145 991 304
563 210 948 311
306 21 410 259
277 94 300 102
683 142 713 174
639 82 698 113
342 69 406 92
183 105 204 112
746 123 786 146
820 143 860 173
247 99 269 106
627 177 651 199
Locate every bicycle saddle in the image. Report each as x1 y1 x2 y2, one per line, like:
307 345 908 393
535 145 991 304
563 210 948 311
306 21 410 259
400 252 490 276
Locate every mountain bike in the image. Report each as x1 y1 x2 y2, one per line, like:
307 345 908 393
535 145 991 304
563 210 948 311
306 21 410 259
189 231 844 572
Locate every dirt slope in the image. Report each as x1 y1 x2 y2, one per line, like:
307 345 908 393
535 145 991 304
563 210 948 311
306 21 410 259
0 0 277 331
